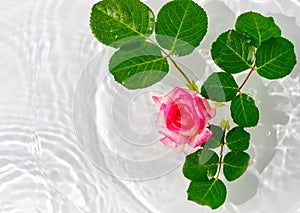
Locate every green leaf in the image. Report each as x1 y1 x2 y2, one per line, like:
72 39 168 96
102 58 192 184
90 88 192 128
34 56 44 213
202 125 224 149
201 72 239 102
211 30 255 73
256 37 297 79
226 126 250 151
155 0 208 56
90 0 155 48
235 11 281 47
109 42 169 89
230 93 259 127
183 149 219 181
223 151 250 181
187 178 226 209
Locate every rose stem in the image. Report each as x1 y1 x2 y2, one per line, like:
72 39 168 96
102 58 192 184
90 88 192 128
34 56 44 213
147 37 193 85
237 66 256 92
216 127 227 178
167 56 192 85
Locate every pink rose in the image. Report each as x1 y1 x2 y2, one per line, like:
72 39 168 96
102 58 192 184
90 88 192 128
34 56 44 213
153 87 216 154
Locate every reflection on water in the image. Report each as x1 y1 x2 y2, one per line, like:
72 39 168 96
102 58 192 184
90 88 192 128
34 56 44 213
0 0 300 212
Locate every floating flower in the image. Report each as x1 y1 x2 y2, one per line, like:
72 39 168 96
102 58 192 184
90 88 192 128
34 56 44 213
153 87 216 154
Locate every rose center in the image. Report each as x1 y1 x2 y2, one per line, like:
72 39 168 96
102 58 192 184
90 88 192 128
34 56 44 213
167 103 195 132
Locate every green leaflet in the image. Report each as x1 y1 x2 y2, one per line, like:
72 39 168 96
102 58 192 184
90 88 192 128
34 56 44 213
230 93 259 127
211 30 255 73
90 0 155 48
155 0 208 56
226 126 250 151
183 149 219 181
187 178 227 210
109 42 169 89
235 11 281 47
201 72 239 102
256 37 297 79
223 151 250 181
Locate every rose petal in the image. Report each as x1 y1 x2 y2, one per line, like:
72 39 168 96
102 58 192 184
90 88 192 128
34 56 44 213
203 98 216 119
191 128 213 148
166 87 187 98
160 137 176 148
172 143 200 154
160 128 192 145
165 87 196 104
152 96 163 108
195 96 216 120
178 93 195 103
185 88 198 97
164 101 181 132
164 99 199 136
181 145 200 154
173 144 185 153
155 103 166 126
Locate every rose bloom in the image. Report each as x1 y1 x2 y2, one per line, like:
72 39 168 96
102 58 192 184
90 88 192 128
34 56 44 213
153 87 216 154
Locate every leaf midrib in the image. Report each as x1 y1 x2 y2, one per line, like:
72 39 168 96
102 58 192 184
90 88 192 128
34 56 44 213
112 57 167 73
97 4 148 39
239 94 248 124
169 3 190 54
207 85 238 90
224 40 252 68
257 49 292 70
252 13 261 46
223 162 247 169
227 136 248 145
200 179 218 203
195 162 219 168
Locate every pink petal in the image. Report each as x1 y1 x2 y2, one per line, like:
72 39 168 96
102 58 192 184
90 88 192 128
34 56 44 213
184 89 198 97
173 144 186 153
172 143 200 154
191 128 213 148
160 137 176 148
160 128 192 145
164 100 181 133
195 96 215 120
160 136 200 154
176 105 199 136
165 87 196 104
152 96 163 108
155 103 166 126
164 100 199 136
203 98 216 119
182 145 200 154
167 87 186 98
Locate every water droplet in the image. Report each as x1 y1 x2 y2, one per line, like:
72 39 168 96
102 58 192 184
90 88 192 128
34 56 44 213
247 88 257 98
172 52 180 57
199 48 210 58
